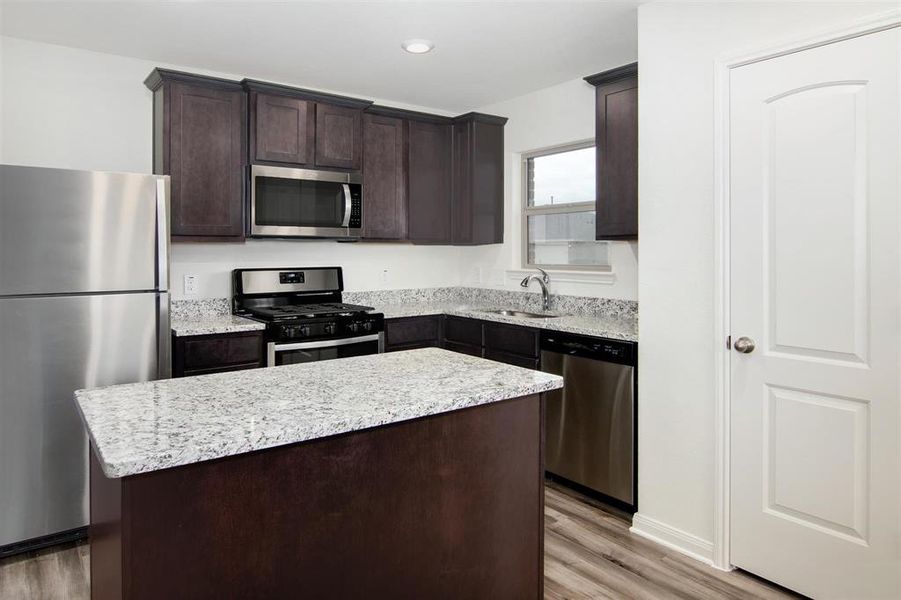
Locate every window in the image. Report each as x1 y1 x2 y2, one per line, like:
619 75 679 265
522 142 608 270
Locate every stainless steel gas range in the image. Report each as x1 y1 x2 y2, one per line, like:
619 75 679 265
232 267 384 366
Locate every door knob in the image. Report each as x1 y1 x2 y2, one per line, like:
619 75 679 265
733 337 756 354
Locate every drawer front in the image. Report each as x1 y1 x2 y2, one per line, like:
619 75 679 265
385 316 441 348
483 322 539 358
182 332 263 370
484 349 539 370
443 316 482 346
444 340 482 358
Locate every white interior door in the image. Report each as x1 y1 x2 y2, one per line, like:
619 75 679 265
729 27 899 599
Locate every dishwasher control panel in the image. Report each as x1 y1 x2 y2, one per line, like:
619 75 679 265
540 331 635 366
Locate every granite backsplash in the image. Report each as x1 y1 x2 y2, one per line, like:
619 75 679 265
172 287 637 321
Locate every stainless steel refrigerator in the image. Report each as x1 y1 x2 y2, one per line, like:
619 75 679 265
0 165 170 554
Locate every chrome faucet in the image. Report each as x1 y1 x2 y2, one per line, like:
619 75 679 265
520 268 551 312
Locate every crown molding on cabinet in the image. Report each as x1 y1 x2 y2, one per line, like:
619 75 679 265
583 62 638 87
365 104 453 124
241 79 373 110
143 68 244 92
452 112 508 126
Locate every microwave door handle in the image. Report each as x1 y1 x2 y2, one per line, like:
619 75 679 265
341 184 352 227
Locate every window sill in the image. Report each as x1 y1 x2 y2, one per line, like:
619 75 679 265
505 268 616 286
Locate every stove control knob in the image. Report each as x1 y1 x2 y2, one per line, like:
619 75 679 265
362 321 373 332
296 326 310 338
347 322 360 333
324 323 335 335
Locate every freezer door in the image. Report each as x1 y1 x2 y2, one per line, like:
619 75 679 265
0 293 162 547
0 165 168 296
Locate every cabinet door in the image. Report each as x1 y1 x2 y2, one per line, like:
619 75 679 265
254 93 314 165
172 331 263 377
315 103 362 170
443 316 482 346
384 316 442 351
408 121 452 244
484 349 539 370
483 322 539 358
444 340 483 358
168 81 245 239
452 120 504 245
595 75 638 239
362 114 407 239
451 122 473 244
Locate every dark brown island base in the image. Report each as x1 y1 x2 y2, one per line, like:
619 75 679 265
76 349 562 599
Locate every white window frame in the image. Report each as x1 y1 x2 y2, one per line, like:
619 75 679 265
521 140 609 272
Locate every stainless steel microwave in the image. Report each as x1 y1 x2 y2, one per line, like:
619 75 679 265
250 165 362 239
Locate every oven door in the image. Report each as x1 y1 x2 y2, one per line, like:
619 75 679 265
250 165 362 238
267 333 383 367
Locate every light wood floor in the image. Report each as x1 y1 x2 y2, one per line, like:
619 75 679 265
544 482 803 599
1 482 802 600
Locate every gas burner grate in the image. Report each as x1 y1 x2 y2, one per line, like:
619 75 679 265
248 302 374 320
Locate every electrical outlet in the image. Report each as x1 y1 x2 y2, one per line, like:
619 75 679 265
379 269 389 284
183 275 198 297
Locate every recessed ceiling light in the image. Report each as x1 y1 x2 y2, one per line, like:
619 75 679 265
402 39 434 54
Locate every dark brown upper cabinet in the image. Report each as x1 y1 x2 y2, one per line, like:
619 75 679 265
452 113 507 245
316 104 363 170
407 119 453 244
145 69 246 241
584 63 638 240
362 113 407 240
252 93 314 165
243 80 370 172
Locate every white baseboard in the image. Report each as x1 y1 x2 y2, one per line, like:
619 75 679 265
630 513 722 569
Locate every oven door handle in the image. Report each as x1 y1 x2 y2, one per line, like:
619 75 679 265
340 184 352 227
267 334 384 367
270 334 382 352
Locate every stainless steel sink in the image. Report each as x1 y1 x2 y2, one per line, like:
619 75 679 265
482 308 564 319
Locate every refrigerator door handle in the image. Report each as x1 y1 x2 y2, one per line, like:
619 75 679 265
157 292 171 379
156 177 170 291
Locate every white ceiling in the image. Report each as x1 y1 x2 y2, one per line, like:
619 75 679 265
0 1 642 112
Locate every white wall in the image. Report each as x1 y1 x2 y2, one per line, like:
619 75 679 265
0 35 465 298
636 0 896 561
463 75 639 300
0 35 638 300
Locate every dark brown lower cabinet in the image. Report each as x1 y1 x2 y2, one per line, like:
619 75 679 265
484 322 540 358
383 315 442 351
440 315 541 369
89 393 545 599
444 315 483 347
485 349 539 370
443 339 482 358
171 331 264 377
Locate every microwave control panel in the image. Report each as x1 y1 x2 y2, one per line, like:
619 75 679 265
348 184 362 229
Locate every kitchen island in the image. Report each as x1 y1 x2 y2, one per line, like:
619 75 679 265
75 348 562 600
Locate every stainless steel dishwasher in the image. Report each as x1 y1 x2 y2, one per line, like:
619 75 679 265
541 331 636 510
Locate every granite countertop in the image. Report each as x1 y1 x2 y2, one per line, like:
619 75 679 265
376 302 638 342
170 315 266 337
75 348 563 479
